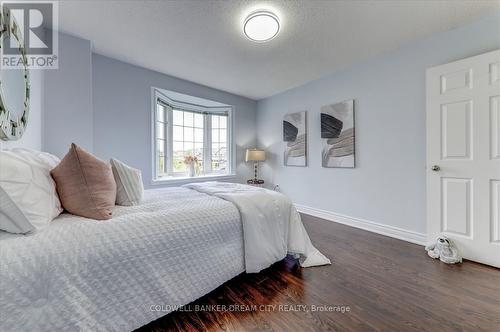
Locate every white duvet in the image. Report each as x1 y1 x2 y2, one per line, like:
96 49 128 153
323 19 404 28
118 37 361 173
185 182 330 273
1 187 245 332
0 184 330 331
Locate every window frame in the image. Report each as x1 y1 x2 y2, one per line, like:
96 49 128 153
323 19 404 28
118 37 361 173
151 88 235 184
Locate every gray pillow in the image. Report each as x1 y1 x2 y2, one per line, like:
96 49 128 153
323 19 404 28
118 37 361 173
110 158 144 206
0 186 35 234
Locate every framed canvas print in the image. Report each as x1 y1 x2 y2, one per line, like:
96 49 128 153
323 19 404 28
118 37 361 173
321 100 355 168
283 111 307 166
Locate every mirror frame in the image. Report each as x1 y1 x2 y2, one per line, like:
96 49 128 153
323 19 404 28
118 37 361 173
0 7 30 141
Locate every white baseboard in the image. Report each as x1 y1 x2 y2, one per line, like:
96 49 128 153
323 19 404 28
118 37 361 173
295 204 427 246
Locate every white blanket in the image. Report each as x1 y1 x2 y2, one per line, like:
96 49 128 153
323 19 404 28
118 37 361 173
0 187 245 332
184 182 331 273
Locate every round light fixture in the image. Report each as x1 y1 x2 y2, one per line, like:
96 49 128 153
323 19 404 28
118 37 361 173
243 10 280 42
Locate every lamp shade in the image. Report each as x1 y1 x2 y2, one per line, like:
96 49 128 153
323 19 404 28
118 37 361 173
245 149 266 162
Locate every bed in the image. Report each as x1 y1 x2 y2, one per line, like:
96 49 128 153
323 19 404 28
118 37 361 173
0 183 329 331
1 187 245 331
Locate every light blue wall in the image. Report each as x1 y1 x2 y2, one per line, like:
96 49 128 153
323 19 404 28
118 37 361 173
43 33 93 157
257 13 500 234
40 32 257 186
92 54 257 188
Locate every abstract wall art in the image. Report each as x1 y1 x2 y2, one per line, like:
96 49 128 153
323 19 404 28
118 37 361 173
320 100 355 168
283 111 307 166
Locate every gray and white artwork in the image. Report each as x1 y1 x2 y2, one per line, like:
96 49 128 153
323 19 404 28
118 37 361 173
321 100 355 168
283 111 307 166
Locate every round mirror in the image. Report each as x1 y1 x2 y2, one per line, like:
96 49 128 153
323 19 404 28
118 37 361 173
0 7 30 140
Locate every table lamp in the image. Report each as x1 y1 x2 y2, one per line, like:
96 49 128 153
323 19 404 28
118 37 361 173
245 148 266 184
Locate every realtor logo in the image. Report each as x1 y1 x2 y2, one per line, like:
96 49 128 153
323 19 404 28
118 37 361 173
1 1 58 69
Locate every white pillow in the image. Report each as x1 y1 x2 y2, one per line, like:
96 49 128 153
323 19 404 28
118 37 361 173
0 149 63 231
0 186 35 234
110 158 144 206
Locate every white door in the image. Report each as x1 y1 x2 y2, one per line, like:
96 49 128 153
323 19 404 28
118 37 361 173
427 49 500 267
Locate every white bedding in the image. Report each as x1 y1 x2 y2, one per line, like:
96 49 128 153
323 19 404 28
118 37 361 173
0 187 245 332
184 182 331 272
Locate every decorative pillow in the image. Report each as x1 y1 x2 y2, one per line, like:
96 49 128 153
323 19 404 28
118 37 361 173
0 186 35 234
110 158 144 206
50 143 116 220
0 148 63 232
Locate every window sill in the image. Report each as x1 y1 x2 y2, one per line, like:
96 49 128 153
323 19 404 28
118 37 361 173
151 174 237 186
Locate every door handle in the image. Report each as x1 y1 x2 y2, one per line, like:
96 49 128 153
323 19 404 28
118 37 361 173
431 165 440 172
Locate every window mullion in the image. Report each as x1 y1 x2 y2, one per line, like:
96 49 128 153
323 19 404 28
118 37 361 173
166 106 173 175
226 113 232 174
204 114 212 174
154 102 160 180
163 106 167 175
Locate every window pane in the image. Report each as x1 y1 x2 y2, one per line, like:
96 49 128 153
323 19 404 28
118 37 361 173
184 127 193 142
157 105 165 122
173 141 183 153
194 143 204 171
194 142 204 155
220 144 227 157
184 111 194 126
184 141 194 154
173 125 183 141
194 128 203 142
156 122 165 140
173 110 183 125
212 129 219 142
156 139 165 175
169 109 205 176
219 129 226 143
219 116 227 129
157 139 165 154
173 155 186 172
212 115 219 129
194 113 204 128
212 143 220 161
173 150 183 160
218 158 226 169
157 156 165 176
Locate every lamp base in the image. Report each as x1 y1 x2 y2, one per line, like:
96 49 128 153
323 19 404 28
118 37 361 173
247 161 264 186
247 179 264 185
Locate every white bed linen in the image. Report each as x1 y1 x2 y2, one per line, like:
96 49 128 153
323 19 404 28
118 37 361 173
184 182 331 273
0 148 62 231
0 187 245 332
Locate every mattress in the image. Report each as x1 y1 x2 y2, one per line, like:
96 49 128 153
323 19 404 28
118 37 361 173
0 187 245 332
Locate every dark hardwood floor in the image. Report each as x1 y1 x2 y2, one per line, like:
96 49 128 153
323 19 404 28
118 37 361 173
137 214 500 332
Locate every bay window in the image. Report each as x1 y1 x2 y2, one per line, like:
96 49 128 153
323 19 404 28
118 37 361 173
153 89 233 181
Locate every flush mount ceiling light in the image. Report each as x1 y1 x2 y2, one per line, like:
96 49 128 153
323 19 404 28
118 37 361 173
243 10 280 42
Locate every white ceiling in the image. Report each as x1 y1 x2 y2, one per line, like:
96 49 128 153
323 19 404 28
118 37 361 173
58 0 500 100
